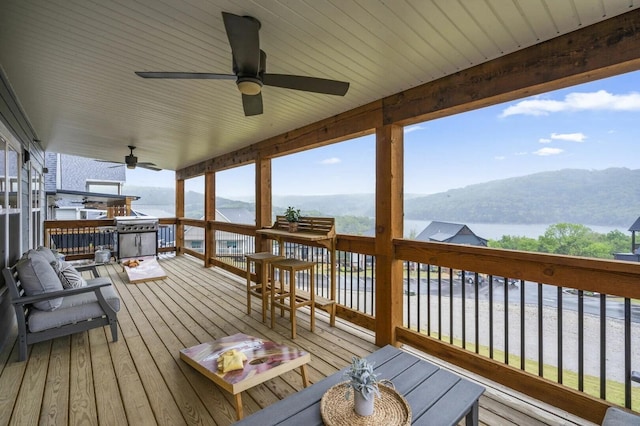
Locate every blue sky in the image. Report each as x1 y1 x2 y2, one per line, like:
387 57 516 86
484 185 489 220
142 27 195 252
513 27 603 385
127 70 640 198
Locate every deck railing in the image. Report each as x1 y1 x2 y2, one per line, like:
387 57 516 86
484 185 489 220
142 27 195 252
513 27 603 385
44 219 116 260
394 239 640 422
42 218 640 422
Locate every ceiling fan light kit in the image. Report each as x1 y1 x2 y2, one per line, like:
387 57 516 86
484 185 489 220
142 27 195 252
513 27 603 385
237 78 262 95
135 11 349 116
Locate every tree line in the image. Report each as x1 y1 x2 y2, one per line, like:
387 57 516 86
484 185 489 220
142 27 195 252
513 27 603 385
488 223 632 259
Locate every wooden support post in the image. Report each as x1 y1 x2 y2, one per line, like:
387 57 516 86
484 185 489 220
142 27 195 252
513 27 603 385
375 124 404 347
204 172 215 267
175 178 185 256
256 156 272 253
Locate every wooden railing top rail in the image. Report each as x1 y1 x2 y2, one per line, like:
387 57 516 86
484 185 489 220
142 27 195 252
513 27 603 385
208 221 256 236
44 219 116 229
394 238 640 299
273 216 336 237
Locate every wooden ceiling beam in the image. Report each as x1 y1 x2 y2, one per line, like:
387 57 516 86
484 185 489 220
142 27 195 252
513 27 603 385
383 7 640 126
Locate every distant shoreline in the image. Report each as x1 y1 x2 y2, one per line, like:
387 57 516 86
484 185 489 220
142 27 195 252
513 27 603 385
404 219 625 240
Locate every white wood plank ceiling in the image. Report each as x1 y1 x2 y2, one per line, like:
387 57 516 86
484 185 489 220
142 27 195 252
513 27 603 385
0 0 637 171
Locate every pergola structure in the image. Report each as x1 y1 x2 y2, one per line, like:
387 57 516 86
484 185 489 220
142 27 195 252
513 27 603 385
1 2 640 424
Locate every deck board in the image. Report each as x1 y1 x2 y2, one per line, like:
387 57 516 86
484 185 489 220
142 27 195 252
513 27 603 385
0 254 593 425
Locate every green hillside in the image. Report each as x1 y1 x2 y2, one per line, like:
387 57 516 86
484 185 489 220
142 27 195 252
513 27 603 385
405 168 640 227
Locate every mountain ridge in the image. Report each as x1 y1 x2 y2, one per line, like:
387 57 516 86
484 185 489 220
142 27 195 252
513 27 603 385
126 167 640 227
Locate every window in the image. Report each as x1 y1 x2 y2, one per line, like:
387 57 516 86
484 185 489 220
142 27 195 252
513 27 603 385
86 180 122 195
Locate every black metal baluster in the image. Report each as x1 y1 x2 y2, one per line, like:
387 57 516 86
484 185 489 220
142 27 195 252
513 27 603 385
461 270 466 350
438 266 442 340
557 286 563 384
427 265 432 336
405 261 411 328
417 266 422 334
520 279 525 371
625 297 631 408
504 276 509 364
349 252 355 311
449 268 453 344
356 253 361 312
538 283 543 377
489 275 494 359
578 289 584 391
371 257 376 316
475 272 479 354
600 293 606 399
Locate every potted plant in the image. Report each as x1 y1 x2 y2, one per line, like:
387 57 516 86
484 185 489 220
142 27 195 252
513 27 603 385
284 206 300 232
343 355 380 416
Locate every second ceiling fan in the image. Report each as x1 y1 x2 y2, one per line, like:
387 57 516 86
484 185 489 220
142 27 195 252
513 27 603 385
135 12 350 116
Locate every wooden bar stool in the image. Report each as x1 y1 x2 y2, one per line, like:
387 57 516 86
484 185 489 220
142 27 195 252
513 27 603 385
245 252 285 322
270 258 315 339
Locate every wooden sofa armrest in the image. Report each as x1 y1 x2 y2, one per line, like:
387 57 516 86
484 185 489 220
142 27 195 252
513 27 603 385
11 280 112 307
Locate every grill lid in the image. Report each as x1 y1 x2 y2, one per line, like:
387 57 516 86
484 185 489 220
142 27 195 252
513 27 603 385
115 216 158 232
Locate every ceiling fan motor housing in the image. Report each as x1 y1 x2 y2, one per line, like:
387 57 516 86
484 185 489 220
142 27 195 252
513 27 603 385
125 154 137 169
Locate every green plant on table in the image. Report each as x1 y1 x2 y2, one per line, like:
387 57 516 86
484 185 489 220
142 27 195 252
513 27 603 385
343 355 380 401
284 206 301 223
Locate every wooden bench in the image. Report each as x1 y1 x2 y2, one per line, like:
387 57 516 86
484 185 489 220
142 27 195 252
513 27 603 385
273 215 336 237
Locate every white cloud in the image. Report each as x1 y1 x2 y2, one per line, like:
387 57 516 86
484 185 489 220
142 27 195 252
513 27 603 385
514 152 527 156
319 157 341 165
533 147 563 156
494 156 506 161
500 90 640 117
405 124 426 133
551 132 586 142
538 138 551 144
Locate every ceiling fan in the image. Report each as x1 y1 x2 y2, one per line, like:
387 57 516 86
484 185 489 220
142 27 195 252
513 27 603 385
135 12 350 116
99 146 161 171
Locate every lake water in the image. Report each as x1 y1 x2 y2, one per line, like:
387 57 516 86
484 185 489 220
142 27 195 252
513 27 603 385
404 219 625 240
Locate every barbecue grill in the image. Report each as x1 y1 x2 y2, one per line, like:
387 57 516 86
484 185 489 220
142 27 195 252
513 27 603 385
115 216 158 259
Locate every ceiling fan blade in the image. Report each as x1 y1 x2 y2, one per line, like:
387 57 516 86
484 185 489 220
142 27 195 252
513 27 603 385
222 12 260 75
242 93 263 116
138 163 162 171
263 74 349 96
135 71 236 80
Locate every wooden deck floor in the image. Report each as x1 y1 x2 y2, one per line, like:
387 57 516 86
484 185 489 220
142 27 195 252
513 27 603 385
0 255 593 425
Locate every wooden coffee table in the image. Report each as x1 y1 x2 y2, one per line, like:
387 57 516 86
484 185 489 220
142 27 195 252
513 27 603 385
179 333 310 420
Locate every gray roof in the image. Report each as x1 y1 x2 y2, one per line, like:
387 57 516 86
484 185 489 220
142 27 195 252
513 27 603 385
415 221 487 247
45 153 125 192
629 216 640 232
216 208 255 225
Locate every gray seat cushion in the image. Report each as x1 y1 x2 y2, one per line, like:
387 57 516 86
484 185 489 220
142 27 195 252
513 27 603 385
16 255 64 311
28 279 120 333
602 407 640 425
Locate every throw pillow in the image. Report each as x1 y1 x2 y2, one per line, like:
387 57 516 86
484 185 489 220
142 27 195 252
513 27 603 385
16 256 64 311
50 260 87 289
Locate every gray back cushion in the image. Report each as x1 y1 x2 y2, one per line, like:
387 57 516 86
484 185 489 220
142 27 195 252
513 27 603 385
16 256 64 311
35 246 58 263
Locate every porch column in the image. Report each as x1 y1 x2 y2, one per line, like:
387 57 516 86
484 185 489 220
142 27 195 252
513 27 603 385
204 172 215 267
176 178 185 256
375 124 404 346
255 156 272 252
